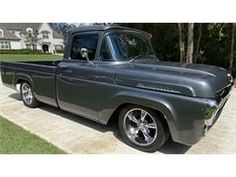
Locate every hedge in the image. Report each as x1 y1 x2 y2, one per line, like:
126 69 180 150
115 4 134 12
55 49 64 54
0 49 51 54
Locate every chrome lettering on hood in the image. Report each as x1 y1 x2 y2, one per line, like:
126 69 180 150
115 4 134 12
136 83 181 94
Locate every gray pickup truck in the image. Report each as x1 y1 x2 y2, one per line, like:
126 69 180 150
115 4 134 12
1 26 234 152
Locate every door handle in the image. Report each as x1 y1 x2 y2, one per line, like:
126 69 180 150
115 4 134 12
58 64 68 70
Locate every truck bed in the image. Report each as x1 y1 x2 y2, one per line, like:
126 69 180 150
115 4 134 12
1 60 61 107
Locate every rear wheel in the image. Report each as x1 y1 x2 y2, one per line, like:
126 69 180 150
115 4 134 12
20 82 40 108
118 105 168 152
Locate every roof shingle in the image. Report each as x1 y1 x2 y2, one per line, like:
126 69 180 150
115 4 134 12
0 23 63 39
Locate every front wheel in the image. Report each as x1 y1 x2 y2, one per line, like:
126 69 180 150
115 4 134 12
118 105 168 152
20 82 40 108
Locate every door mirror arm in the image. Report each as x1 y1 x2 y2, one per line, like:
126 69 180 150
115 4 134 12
80 48 95 65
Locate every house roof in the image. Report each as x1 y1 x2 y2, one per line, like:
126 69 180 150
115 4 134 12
53 30 63 39
0 23 41 32
0 26 20 40
0 23 63 40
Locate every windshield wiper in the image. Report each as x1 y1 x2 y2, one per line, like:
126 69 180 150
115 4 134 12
130 54 156 62
130 55 144 62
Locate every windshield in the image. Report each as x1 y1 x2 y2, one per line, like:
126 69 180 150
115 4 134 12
100 32 156 61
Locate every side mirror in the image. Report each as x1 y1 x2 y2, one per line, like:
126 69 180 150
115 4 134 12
79 48 95 65
80 48 90 61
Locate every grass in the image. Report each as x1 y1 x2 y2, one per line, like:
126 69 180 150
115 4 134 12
0 54 62 61
0 116 65 154
0 53 64 153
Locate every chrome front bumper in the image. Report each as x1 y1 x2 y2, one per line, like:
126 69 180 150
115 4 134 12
203 89 232 135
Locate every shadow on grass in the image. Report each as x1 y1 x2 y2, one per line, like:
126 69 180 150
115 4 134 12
9 92 191 154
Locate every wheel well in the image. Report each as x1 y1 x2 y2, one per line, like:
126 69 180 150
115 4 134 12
107 103 129 125
16 79 31 86
16 79 31 91
16 79 24 85
108 103 170 135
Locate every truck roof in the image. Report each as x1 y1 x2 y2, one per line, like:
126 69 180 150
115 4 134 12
67 25 152 37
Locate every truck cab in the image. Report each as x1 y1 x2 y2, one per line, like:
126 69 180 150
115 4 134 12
56 26 157 122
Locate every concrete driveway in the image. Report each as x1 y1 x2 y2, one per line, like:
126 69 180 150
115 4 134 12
0 79 236 154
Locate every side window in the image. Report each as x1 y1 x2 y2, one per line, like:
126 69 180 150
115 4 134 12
100 36 113 61
70 33 98 60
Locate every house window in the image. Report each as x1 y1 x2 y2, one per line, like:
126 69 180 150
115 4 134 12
26 44 32 49
0 41 10 49
42 31 50 39
0 29 3 37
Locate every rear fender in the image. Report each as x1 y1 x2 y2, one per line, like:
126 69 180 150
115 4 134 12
15 73 34 89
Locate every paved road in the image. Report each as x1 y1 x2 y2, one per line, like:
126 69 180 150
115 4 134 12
0 79 236 154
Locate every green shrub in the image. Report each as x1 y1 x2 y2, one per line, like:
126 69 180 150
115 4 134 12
0 49 50 54
55 49 64 53
55 45 64 54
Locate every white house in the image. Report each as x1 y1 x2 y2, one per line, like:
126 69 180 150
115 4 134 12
0 23 64 53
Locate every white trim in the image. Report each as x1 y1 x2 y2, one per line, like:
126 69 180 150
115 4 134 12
0 29 4 37
26 27 33 33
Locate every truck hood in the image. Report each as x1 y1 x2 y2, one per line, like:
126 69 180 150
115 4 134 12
104 59 233 98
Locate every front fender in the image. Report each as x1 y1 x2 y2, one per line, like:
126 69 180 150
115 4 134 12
99 89 177 132
99 87 208 145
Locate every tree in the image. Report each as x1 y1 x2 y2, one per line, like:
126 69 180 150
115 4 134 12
194 23 202 62
229 23 236 73
202 23 232 68
177 23 185 62
50 23 76 42
69 22 234 69
186 23 194 63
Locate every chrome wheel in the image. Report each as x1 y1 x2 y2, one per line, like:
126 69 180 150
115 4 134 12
123 108 158 146
21 82 33 105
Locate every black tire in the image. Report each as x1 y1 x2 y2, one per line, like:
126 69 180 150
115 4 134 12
118 105 169 152
20 81 40 108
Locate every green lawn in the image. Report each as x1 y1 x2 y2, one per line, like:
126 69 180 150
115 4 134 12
0 116 64 154
0 54 62 61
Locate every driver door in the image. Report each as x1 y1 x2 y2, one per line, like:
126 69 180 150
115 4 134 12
56 32 101 121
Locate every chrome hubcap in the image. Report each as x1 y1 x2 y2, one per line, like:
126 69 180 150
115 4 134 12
123 108 157 146
21 83 33 105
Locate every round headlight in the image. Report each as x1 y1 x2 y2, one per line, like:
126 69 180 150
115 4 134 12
204 100 218 120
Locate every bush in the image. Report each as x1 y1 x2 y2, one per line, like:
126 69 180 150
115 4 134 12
0 49 50 54
55 45 64 54
55 49 64 54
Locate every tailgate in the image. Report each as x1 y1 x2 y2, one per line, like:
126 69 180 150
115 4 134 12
0 61 17 89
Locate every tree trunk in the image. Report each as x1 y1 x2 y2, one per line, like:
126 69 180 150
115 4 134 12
194 23 202 62
230 23 235 73
178 23 184 62
186 23 194 63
